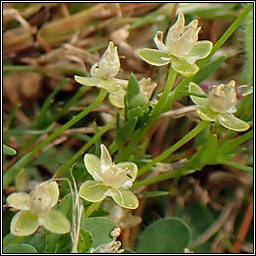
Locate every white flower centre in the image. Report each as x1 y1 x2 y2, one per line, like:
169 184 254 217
102 165 131 189
28 185 53 215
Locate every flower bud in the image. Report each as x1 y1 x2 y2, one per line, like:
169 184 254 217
90 41 120 78
166 12 201 58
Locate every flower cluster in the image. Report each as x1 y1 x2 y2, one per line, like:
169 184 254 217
189 81 250 131
79 144 139 209
7 181 70 236
138 12 213 77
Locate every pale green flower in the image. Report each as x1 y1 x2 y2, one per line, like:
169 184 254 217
79 144 139 209
189 81 250 131
7 181 71 236
138 12 213 77
75 42 157 108
74 41 128 108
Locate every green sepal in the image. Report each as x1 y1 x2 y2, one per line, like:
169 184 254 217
10 211 39 237
217 113 250 131
138 48 171 66
171 58 199 77
186 41 213 64
40 209 71 234
189 82 208 108
110 187 139 209
79 180 108 202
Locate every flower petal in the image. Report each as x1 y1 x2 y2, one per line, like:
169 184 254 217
108 93 125 108
171 58 199 77
110 188 139 209
186 41 213 64
138 48 171 66
7 192 30 211
44 181 60 208
197 107 217 121
84 153 103 181
154 31 167 51
39 209 71 234
74 76 100 88
10 211 39 236
79 180 108 202
116 162 138 188
188 82 208 108
100 144 112 173
217 113 250 131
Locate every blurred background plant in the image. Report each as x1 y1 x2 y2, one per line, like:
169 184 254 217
3 2 253 253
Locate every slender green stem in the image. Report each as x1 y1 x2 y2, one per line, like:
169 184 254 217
221 160 253 173
4 103 21 135
115 67 177 162
56 119 115 177
138 121 210 176
3 89 107 189
132 166 192 189
3 65 34 72
54 86 88 121
84 201 102 218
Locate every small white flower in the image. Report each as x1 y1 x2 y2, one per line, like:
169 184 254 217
79 144 139 209
189 81 250 131
7 181 70 236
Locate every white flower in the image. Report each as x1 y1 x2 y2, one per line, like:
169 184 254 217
189 81 250 131
79 144 139 209
7 181 70 236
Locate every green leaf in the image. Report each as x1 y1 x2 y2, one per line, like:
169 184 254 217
186 41 213 64
188 82 208 108
40 210 71 234
136 218 191 253
23 229 47 253
110 187 139 209
10 211 39 237
193 55 226 84
127 74 148 109
3 243 38 253
197 107 217 122
127 107 144 120
171 58 199 77
188 134 218 169
81 217 116 249
77 229 93 253
138 48 171 66
45 231 60 253
115 117 137 148
79 180 108 202
3 233 24 247
3 144 17 155
217 113 250 131
140 191 169 198
54 233 72 253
